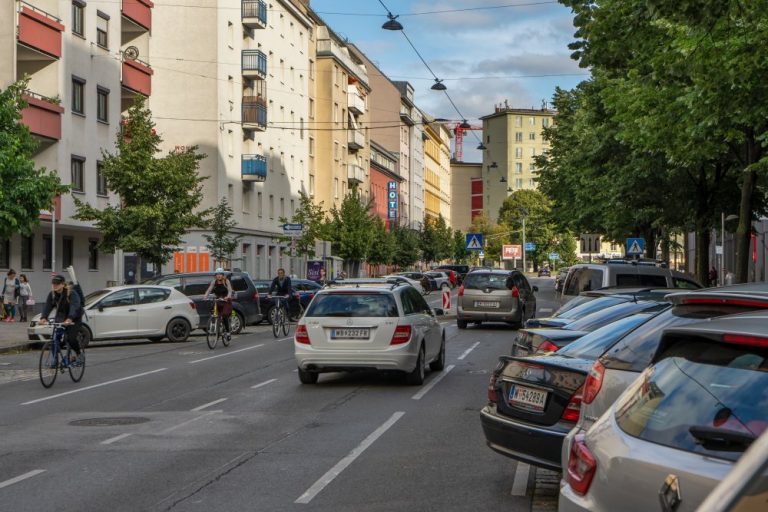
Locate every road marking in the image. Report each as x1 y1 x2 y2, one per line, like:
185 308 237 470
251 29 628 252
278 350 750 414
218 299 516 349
457 342 480 360
511 462 531 496
191 398 228 411
411 365 455 400
0 470 46 489
160 410 219 434
21 368 168 405
251 378 277 389
101 433 132 445
539 308 553 314
188 344 264 364
295 411 405 504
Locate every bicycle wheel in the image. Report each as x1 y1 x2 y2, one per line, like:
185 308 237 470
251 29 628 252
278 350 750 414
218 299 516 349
68 347 85 383
282 307 290 336
272 307 282 337
39 342 58 388
221 316 230 347
207 317 219 350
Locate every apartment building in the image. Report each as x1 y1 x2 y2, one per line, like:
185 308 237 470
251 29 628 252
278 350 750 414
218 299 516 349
422 116 452 225
480 106 554 222
0 0 153 290
450 161 483 232
149 0 313 279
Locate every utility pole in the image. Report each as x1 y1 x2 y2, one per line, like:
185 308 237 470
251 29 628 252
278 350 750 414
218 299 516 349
522 215 526 273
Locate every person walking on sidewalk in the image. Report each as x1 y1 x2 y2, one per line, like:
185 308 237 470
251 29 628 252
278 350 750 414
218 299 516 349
2 269 20 322
18 274 32 322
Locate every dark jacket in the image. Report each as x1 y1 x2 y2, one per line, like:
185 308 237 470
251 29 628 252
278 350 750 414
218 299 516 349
269 276 293 297
41 288 82 323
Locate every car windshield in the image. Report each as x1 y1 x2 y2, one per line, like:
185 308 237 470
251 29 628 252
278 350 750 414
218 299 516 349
558 312 659 360
463 273 512 291
557 296 631 320
565 300 668 332
84 289 110 306
305 292 399 317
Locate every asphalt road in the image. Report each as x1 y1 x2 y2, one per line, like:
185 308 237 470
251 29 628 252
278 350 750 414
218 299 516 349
0 278 559 512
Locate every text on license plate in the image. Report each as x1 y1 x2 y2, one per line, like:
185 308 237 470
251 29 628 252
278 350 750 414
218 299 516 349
508 384 547 410
331 328 370 339
474 301 500 308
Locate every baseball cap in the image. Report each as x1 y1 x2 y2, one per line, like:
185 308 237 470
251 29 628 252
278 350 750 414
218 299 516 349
51 274 66 284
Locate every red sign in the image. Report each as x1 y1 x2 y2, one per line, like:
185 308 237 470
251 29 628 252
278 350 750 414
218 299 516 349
502 245 522 260
39 195 62 221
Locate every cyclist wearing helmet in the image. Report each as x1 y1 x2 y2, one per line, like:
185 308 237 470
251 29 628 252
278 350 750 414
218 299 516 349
205 268 234 338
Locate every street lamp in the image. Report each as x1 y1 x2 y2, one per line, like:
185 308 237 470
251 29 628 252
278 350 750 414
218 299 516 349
430 79 447 91
721 213 738 285
382 13 403 30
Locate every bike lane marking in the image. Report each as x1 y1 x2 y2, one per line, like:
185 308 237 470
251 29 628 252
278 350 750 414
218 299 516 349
411 365 455 400
457 342 480 360
251 378 277 389
101 433 132 445
0 469 46 489
191 398 228 411
188 344 264 364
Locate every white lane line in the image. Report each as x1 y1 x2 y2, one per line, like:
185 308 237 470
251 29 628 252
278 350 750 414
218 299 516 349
511 462 531 496
21 368 168 405
457 342 480 360
160 410 219 434
251 378 277 389
0 470 46 489
191 398 228 411
188 344 264 364
101 433 132 445
539 308 553 314
295 411 405 504
411 365 455 400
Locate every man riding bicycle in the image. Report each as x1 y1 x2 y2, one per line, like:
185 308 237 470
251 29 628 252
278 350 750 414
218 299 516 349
267 268 295 318
204 268 234 341
39 274 84 364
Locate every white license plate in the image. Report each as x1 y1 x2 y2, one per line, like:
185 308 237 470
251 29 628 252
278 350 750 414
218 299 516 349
508 384 547 410
475 301 500 308
331 328 370 339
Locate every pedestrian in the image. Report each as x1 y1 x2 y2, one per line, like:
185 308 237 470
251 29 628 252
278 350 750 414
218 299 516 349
708 266 718 287
18 274 33 322
317 268 328 286
1 269 21 322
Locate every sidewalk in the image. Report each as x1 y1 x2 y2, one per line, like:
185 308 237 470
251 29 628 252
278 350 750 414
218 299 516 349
0 321 37 354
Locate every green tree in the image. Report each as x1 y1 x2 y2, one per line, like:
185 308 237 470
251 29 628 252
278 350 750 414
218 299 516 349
453 229 469 263
469 213 508 264
433 214 454 262
0 79 67 239
367 217 396 271
203 197 241 267
498 189 557 270
326 186 375 276
74 96 209 275
392 226 421 269
276 191 327 258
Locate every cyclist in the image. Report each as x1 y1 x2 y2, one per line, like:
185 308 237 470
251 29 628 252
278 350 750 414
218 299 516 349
38 274 84 364
204 268 234 341
267 268 294 318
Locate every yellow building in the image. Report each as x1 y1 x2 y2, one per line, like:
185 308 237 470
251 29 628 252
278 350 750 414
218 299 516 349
480 106 555 222
423 116 452 225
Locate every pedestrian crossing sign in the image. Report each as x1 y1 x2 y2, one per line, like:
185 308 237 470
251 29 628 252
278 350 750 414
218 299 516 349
626 238 645 256
466 233 484 251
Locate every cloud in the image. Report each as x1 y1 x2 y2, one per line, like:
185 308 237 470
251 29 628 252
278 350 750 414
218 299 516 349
472 53 582 75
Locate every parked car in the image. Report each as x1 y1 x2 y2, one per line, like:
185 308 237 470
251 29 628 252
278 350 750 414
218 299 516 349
555 267 570 293
456 269 537 329
144 271 262 334
559 311 768 512
294 280 446 385
425 271 452 290
28 285 199 346
384 274 427 294
481 311 662 471
538 267 551 277
435 264 470 285
253 278 320 324
434 268 458 287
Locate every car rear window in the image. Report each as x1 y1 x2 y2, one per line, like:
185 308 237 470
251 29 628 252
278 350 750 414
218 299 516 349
615 273 668 287
230 276 249 292
564 268 604 296
305 293 398 317
463 273 513 291
558 312 658 360
615 338 768 462
565 300 667 332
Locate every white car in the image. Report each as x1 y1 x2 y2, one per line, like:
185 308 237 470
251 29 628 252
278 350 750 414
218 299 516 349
425 271 451 290
384 274 426 294
294 281 446 385
28 285 200 346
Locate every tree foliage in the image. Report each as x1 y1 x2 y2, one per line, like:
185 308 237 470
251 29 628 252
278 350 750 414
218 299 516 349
453 229 469 263
203 197 241 266
326 186 375 274
277 191 327 258
367 217 397 267
392 226 421 269
420 214 452 264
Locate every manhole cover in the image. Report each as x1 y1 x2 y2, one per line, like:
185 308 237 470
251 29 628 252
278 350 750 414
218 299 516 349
69 417 150 427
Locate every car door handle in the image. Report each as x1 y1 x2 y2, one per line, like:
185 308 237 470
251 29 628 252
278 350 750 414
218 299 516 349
129 309 137 312
164 306 172 309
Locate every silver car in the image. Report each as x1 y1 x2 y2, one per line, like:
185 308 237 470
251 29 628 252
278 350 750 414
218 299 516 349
294 281 445 385
559 312 768 512
456 269 537 329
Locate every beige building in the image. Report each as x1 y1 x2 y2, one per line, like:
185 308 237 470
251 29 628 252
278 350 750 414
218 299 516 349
480 106 554 222
423 117 452 225
450 162 483 232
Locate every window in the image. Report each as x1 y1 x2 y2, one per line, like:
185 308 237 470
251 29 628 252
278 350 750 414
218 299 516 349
0 239 9 269
43 235 52 270
71 156 85 192
542 118 550 128
334 178 339 198
515 116 522 127
72 1 84 36
257 191 263 217
309 174 315 196
529 132 536 140
529 178 535 188
280 197 285 217
529 163 536 172
334 141 339 160
333 103 339 124
309 98 315 119
230 276 249 292
529 117 535 126
242 184 251 213
96 11 109 48
515 163 522 174
515 132 523 142
97 86 109 123
309 59 315 79
62 237 74 268
515 178 523 188
530 147 536 157
100 289 136 308
96 161 107 196
269 194 274 219
333 64 339 86
138 288 170 304
72 77 85 115
88 239 99 270
309 137 315 156
515 147 522 159
21 236 33 269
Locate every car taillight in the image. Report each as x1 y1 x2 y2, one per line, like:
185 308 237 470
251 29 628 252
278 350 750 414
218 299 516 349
538 340 558 352
390 325 412 345
583 361 605 404
189 301 196 310
253 292 259 301
458 285 464 297
487 372 499 403
679 297 768 308
567 435 597 496
561 385 584 422
511 286 520 298
295 324 310 344
307 293 315 301
722 333 768 348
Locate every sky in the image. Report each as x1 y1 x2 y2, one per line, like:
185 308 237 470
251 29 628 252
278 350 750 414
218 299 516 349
308 0 590 162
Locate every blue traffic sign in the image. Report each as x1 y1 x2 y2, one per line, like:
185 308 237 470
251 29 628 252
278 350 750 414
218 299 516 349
626 238 645 256
549 252 560 260
525 242 536 251
466 233 484 251
283 223 304 232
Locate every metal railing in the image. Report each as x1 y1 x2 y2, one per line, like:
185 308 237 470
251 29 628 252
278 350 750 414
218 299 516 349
241 0 267 24
242 49 267 77
242 98 267 128
242 154 267 181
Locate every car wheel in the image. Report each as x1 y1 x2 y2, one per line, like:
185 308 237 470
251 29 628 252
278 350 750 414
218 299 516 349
298 368 318 384
77 325 91 349
166 318 191 343
457 318 467 329
230 311 244 335
406 344 426 385
148 336 164 342
266 306 276 325
429 337 445 372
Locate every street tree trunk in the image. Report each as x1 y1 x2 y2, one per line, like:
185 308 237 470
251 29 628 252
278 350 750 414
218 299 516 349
735 132 761 284
695 224 711 286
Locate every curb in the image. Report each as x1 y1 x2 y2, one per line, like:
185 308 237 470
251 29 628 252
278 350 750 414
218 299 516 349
0 340 40 355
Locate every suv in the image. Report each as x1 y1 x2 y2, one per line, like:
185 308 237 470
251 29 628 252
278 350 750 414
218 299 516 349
253 278 321 324
294 280 446 385
457 269 537 329
144 271 262 334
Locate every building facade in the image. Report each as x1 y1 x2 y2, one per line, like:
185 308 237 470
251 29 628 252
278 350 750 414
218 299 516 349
422 116 452 225
450 161 483 232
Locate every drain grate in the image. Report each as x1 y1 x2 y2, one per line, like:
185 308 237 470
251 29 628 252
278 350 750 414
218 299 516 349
69 417 151 427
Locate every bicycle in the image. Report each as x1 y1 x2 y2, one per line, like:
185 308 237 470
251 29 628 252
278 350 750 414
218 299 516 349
206 297 232 350
39 322 86 388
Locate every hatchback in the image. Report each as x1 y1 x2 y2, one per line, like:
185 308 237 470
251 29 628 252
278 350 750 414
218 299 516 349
294 280 445 385
456 269 537 329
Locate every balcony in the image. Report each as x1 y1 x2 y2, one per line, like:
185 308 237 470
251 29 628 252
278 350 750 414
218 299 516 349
242 96 267 132
242 154 267 182
400 106 414 126
122 57 153 96
348 128 365 151
316 36 369 86
21 92 64 142
348 92 365 115
16 2 64 61
242 50 267 80
347 164 365 184
241 0 267 29
121 0 153 31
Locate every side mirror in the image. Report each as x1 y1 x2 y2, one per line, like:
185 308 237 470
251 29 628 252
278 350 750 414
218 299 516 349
434 308 445 316
98 304 104 312
532 286 539 292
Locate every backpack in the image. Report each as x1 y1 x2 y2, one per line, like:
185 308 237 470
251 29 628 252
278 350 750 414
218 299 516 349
67 283 87 320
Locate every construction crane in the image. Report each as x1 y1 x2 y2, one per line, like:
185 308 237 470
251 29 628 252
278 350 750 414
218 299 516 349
449 122 484 161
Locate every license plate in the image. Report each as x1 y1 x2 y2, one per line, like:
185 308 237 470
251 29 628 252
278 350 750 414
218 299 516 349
474 301 500 308
331 328 370 339
508 384 547 410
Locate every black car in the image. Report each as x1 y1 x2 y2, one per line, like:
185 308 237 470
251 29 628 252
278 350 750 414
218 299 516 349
435 264 470 285
144 271 262 334
253 278 320 324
